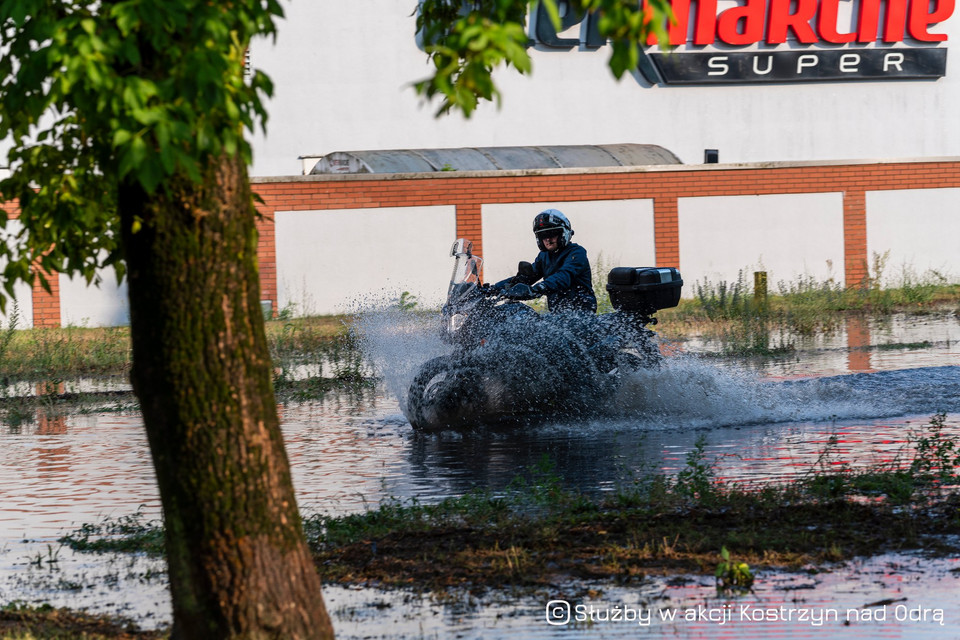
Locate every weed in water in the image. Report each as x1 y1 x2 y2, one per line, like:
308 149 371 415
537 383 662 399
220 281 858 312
396 291 419 312
909 412 960 483
59 508 165 556
674 434 717 503
715 546 754 594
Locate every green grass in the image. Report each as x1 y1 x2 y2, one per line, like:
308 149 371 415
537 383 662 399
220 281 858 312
651 267 960 356
58 509 165 556
0 326 131 380
0 313 365 423
0 602 166 639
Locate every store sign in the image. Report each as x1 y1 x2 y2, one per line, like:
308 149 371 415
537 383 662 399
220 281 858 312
530 0 952 84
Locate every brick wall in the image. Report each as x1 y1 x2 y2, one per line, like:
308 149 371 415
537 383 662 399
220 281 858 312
252 159 960 299
4 159 960 327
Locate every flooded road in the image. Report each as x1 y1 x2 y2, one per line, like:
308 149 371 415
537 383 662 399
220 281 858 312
1 312 959 636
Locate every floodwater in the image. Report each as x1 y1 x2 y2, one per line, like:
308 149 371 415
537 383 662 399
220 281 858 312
1 312 959 637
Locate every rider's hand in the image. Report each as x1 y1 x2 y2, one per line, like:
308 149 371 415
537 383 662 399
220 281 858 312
502 283 536 300
531 282 546 296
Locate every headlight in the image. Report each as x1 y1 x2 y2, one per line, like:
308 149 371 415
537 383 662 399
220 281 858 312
448 313 467 334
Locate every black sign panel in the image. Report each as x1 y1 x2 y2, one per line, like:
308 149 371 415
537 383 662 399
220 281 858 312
650 48 947 84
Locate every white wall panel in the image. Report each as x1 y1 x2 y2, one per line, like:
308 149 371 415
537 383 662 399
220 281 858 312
678 193 845 292
59 270 130 327
275 206 456 314
481 200 656 285
0 219 34 329
0 282 32 330
866 188 960 283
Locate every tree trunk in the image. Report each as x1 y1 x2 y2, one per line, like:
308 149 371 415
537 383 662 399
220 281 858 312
118 155 333 639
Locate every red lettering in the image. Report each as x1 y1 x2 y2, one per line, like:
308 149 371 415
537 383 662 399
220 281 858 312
853 0 911 41
818 0 857 42
884 0 909 41
693 0 720 44
767 0 818 43
648 0 719 45
641 0 953 48
909 0 954 41
857 0 881 41
717 0 767 44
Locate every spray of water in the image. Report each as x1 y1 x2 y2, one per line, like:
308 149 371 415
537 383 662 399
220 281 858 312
608 350 960 431
353 304 448 410
353 298 960 431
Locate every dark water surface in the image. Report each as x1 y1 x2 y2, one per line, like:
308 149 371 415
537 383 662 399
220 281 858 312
1 312 959 636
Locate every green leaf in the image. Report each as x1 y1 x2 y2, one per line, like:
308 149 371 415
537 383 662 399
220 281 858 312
113 129 132 147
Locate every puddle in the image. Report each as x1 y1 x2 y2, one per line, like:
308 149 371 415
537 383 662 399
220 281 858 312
324 552 960 639
1 312 959 635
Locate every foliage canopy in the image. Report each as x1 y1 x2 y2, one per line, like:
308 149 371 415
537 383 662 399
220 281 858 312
0 0 283 308
415 0 673 116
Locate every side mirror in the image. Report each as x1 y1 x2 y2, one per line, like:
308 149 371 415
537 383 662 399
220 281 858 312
450 238 473 257
517 261 536 282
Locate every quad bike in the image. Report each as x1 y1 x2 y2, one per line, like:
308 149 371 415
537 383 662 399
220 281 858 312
404 238 682 431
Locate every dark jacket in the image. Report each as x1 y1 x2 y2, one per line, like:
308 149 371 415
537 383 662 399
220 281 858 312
532 243 597 313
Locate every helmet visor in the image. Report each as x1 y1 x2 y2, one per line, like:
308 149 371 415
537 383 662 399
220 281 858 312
535 228 563 240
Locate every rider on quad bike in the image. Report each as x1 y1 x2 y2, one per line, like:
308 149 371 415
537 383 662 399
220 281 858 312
495 209 597 314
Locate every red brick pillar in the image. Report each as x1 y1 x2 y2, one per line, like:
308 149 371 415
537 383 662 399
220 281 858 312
255 206 277 318
32 270 61 328
843 191 869 289
455 202 482 256
653 197 680 268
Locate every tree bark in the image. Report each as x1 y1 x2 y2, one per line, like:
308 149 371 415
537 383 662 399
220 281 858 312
118 155 333 639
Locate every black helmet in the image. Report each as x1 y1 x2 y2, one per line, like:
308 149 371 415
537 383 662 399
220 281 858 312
533 209 573 251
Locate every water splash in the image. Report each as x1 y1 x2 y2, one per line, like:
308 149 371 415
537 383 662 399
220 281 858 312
353 305 448 409
353 298 960 432
609 354 960 430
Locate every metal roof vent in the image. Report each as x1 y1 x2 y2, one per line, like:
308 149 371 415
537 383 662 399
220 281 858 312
308 144 681 174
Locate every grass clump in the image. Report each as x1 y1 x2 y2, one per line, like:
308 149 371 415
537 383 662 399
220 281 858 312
653 261 960 356
0 310 372 413
0 602 166 639
59 510 165 556
0 326 131 380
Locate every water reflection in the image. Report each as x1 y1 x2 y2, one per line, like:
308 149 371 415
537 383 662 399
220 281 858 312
324 552 959 639
1 313 960 633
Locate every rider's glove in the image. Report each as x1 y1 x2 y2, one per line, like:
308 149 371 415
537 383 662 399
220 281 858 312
502 283 536 300
531 282 547 296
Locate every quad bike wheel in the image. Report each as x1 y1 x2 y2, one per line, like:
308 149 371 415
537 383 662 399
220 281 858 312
406 357 484 431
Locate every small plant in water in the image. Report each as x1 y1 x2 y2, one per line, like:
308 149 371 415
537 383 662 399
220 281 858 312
60 508 165 556
674 434 717 502
715 546 754 594
910 412 960 482
396 291 419 312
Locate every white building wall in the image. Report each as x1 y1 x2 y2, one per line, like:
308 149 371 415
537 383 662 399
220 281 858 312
0 283 32 330
274 206 456 314
677 193 846 291
249 2 960 178
0 219 35 330
481 200 656 285
866 188 960 283
59 270 130 328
